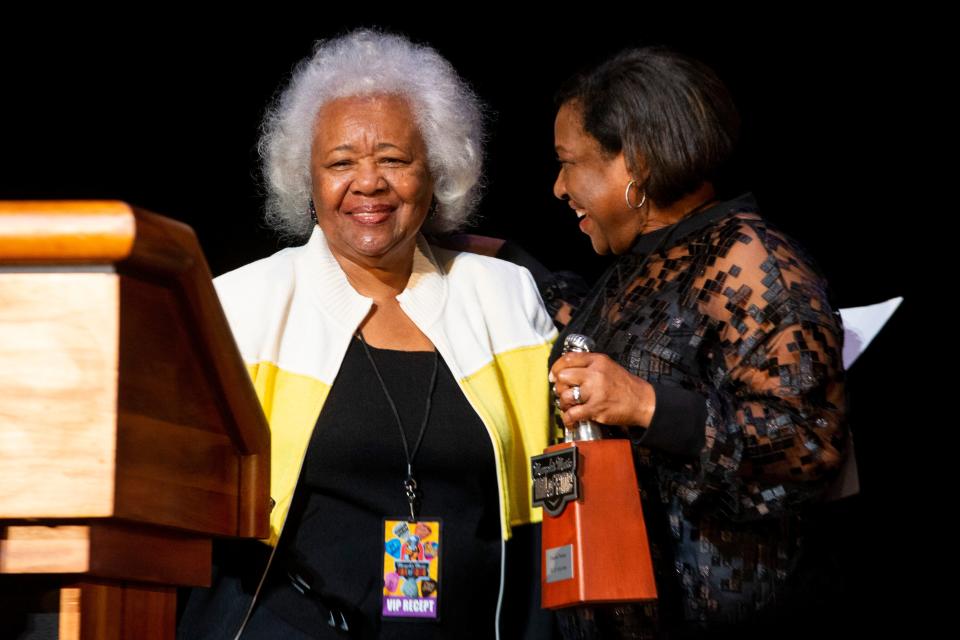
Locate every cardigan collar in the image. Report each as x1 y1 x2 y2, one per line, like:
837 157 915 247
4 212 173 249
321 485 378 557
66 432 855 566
294 226 449 334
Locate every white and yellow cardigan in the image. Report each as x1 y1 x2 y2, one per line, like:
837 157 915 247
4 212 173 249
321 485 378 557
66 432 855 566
214 227 558 546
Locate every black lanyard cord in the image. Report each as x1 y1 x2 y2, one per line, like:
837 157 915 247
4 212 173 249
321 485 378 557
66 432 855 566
356 331 440 521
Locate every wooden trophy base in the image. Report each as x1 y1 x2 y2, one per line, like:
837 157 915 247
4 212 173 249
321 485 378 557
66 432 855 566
540 440 657 609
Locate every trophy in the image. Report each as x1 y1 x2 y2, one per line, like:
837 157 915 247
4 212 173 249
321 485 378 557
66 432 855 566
532 334 657 608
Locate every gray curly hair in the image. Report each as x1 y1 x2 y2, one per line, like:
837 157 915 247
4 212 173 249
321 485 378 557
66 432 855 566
259 29 485 241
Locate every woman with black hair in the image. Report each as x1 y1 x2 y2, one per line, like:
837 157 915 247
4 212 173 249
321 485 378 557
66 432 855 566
547 47 848 638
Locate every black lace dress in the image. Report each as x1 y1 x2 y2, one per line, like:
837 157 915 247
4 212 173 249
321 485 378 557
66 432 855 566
545 194 847 638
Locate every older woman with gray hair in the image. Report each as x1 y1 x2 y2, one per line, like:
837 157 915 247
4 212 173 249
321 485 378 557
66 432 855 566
177 30 556 640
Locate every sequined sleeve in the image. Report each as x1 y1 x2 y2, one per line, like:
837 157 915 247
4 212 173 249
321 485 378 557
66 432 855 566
657 217 847 520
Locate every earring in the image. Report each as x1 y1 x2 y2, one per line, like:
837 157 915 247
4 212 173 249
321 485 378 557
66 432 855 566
309 199 318 223
625 180 646 210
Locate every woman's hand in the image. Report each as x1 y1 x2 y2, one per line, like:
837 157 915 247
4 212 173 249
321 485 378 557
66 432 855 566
549 352 656 429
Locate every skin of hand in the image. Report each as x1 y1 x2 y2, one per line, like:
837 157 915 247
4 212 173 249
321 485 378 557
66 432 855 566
549 352 656 430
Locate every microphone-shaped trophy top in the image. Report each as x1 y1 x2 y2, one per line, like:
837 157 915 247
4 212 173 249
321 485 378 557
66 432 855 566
559 333 601 442
563 333 596 354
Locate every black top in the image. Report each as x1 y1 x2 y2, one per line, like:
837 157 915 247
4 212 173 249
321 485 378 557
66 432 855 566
545 194 847 631
259 336 502 639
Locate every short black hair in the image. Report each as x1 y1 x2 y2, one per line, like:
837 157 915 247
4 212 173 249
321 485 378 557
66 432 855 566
557 47 740 207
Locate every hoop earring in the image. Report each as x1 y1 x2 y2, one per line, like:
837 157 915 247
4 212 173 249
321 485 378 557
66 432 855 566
625 180 647 210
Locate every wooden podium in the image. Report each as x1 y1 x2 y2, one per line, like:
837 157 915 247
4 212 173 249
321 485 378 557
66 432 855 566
0 202 270 639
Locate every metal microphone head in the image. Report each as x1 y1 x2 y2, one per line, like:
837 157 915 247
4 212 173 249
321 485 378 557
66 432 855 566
563 334 596 354
559 334 602 442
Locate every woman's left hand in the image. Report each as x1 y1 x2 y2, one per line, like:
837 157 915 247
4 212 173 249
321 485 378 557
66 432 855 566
550 352 656 429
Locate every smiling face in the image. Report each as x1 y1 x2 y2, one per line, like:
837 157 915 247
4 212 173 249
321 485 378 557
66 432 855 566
553 101 645 255
310 94 434 271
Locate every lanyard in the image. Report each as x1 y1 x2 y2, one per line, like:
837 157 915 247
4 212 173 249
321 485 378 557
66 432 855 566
356 331 440 522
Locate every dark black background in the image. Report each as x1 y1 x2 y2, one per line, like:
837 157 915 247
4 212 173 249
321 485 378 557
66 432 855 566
2 13 926 633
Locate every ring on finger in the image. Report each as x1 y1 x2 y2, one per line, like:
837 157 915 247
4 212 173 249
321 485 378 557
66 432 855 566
572 385 584 405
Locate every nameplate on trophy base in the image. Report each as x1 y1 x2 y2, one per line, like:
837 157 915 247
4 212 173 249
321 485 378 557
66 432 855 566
545 544 574 583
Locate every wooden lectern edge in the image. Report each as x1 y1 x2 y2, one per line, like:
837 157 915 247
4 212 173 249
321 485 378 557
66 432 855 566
121 206 271 539
0 200 137 263
123 206 270 455
0 514 271 542
0 520 214 587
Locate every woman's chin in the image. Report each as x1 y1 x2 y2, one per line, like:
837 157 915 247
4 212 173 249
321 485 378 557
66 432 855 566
339 233 417 266
585 233 611 256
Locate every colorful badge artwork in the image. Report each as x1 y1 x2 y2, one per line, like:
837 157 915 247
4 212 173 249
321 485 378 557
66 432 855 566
382 519 440 619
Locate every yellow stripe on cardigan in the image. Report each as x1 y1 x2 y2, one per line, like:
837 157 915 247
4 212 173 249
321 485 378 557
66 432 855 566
459 342 554 538
247 361 330 545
